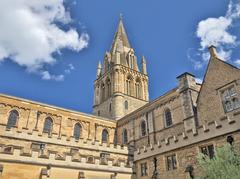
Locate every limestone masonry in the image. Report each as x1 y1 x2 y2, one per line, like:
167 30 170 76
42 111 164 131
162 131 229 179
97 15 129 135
0 17 239 179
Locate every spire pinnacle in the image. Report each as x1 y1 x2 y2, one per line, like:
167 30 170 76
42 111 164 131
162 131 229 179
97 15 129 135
110 16 131 54
97 61 102 78
142 55 146 63
142 55 147 75
98 61 102 68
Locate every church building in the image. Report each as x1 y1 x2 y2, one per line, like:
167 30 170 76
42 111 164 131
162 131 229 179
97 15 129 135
0 17 239 179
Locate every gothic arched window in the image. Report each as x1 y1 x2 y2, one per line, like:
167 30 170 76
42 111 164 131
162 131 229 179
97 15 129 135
126 75 132 96
73 123 82 140
43 117 53 135
102 129 109 143
165 108 173 127
6 110 19 129
127 52 134 69
141 121 147 137
125 100 128 110
122 129 128 144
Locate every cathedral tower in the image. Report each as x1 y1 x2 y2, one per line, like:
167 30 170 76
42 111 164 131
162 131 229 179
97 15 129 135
93 17 149 120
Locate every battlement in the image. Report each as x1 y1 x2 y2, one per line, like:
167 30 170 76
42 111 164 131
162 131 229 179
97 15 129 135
0 124 133 174
0 145 132 173
134 111 240 161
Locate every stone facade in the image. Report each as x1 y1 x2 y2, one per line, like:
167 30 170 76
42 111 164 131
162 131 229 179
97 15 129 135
93 18 149 120
0 18 240 179
117 46 240 179
0 94 132 179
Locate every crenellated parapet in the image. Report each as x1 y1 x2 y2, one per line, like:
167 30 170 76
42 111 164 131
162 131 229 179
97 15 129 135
0 145 132 173
0 124 133 174
134 112 240 161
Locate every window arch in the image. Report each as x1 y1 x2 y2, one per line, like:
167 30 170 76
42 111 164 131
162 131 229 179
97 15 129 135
122 129 128 144
125 100 128 110
126 75 133 95
165 108 173 127
102 129 109 143
141 120 147 137
43 117 53 135
73 123 82 140
127 50 134 69
6 110 19 129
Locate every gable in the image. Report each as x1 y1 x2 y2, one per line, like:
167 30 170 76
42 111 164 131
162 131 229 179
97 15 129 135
197 52 240 124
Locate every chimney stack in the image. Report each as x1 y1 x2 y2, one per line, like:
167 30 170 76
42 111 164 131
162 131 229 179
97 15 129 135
208 45 218 58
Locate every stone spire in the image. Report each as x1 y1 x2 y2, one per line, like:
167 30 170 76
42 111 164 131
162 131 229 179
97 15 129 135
96 61 102 78
142 56 147 75
110 15 131 54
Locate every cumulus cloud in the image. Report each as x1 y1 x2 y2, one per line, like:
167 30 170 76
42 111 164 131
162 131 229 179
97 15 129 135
0 0 89 80
191 0 240 68
197 17 236 49
41 71 64 81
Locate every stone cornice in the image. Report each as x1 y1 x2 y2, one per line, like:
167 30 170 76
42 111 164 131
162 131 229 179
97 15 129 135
0 94 116 124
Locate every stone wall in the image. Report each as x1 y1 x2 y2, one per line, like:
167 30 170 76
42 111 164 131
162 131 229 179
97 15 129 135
0 94 132 179
134 110 240 179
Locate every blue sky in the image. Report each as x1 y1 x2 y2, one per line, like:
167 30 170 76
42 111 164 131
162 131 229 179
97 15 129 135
0 0 239 113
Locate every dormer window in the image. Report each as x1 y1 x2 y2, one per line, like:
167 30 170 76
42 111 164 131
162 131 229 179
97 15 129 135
221 86 240 112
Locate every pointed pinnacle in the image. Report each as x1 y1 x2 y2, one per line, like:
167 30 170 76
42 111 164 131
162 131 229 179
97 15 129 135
98 61 102 68
142 55 146 63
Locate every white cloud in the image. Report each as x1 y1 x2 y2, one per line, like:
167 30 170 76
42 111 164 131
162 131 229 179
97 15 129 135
234 59 240 66
41 71 64 81
191 0 240 68
197 17 236 49
217 48 232 61
0 0 89 80
64 63 75 74
69 63 75 70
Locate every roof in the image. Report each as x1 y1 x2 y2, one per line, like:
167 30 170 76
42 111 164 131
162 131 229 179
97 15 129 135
0 93 116 123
